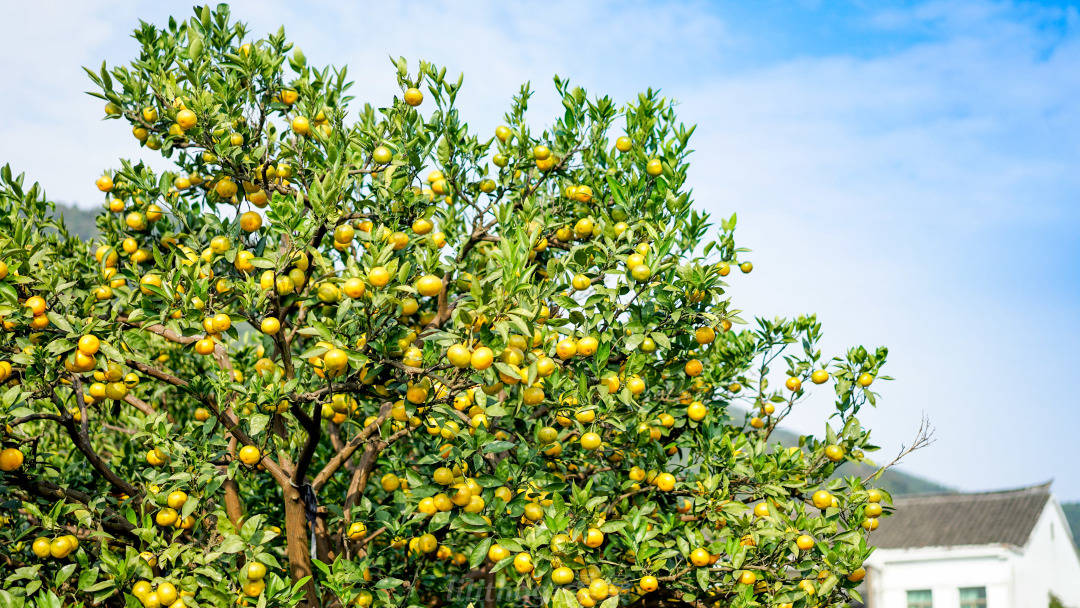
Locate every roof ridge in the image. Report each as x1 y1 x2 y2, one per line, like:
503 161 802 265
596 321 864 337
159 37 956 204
895 480 1052 501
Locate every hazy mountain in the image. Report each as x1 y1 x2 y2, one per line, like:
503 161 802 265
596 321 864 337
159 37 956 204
766 423 1080 546
1064 502 1080 547
763 423 952 496
52 202 99 240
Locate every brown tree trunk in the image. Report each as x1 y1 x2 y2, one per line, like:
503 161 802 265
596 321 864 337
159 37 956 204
223 478 244 527
222 437 244 528
314 506 334 562
341 445 378 560
284 485 320 606
484 568 497 608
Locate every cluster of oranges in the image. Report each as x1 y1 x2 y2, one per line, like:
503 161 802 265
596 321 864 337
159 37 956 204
131 579 187 608
152 489 196 531
81 348 139 407
239 560 269 598
23 295 48 330
30 534 80 559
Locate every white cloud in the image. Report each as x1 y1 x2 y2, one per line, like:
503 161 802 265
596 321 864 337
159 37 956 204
678 2 1080 495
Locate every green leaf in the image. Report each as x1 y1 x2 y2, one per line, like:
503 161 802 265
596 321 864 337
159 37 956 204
0 282 17 304
469 537 492 569
25 579 41 597
46 312 73 334
483 441 516 454
54 563 77 586
457 513 492 529
429 510 451 531
695 566 710 590
77 566 99 591
552 589 578 608
219 535 245 554
37 590 62 608
249 414 269 436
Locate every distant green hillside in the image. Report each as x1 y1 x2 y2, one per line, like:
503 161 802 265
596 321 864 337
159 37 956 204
764 423 952 496
1064 503 1080 547
767 422 1080 546
51 202 99 240
846 462 951 495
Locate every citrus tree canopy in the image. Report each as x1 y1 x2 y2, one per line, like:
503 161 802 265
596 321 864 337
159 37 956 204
0 5 894 608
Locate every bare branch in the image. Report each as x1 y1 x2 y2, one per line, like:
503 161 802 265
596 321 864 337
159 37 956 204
9 473 137 540
10 412 62 426
123 392 158 418
311 402 391 491
863 414 936 485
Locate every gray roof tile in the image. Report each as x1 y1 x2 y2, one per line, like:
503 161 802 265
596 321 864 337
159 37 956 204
871 482 1051 549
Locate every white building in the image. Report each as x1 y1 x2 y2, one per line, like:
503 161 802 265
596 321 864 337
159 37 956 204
864 482 1080 608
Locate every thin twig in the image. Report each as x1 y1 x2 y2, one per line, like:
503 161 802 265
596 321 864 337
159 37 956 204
863 414 936 484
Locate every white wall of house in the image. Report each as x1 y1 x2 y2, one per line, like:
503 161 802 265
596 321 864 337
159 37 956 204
1012 501 1080 607
864 498 1080 608
865 545 1014 608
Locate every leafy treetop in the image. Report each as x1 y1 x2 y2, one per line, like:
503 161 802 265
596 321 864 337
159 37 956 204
0 5 898 608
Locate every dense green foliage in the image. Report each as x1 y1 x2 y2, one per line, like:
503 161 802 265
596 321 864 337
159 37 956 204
0 5 901 608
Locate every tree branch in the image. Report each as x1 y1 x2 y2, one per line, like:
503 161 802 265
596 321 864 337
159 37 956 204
10 412 62 426
123 392 158 418
9 473 137 540
222 436 245 528
126 358 289 486
292 399 324 486
121 317 232 371
862 414 935 485
54 379 139 498
311 403 391 491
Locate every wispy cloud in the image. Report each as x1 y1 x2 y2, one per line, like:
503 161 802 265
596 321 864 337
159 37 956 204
681 1 1080 496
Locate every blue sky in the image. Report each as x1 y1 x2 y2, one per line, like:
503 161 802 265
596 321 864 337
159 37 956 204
1 1 1078 499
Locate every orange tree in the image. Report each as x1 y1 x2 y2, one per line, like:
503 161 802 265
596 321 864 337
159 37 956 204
0 5 896 608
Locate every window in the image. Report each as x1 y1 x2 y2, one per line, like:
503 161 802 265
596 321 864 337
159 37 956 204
907 589 933 608
960 587 987 608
